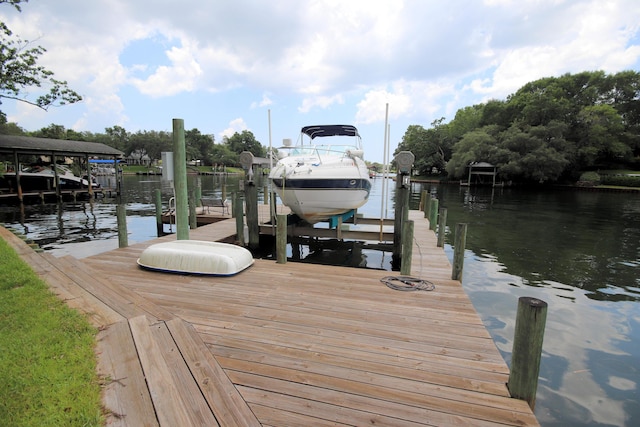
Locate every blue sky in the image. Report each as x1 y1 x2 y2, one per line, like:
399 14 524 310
2 0 640 163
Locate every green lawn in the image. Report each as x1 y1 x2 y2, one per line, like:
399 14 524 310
0 237 103 426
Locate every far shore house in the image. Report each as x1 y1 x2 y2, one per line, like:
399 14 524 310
126 149 151 166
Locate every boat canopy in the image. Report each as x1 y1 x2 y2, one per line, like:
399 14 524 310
301 125 359 139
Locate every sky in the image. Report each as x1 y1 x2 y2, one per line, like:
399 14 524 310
1 0 640 163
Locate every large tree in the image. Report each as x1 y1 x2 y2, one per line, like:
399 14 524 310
224 130 265 158
441 70 640 183
185 128 214 164
0 0 81 112
394 119 452 175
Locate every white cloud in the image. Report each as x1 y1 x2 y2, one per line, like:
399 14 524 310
251 93 273 109
219 118 249 140
130 42 203 97
298 94 345 113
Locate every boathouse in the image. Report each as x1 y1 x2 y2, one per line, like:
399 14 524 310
0 134 123 202
463 161 499 186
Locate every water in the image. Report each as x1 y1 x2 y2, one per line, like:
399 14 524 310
421 184 640 427
1 175 638 426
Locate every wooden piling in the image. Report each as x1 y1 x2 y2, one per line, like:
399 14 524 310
507 297 548 410
234 192 244 246
116 204 128 248
393 173 410 266
451 223 467 280
172 118 189 240
429 198 439 231
245 181 259 250
154 189 163 237
437 207 447 247
195 185 202 208
276 214 287 264
400 220 414 275
419 190 427 212
189 192 197 229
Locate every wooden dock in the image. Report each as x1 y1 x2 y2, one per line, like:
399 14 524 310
2 210 539 426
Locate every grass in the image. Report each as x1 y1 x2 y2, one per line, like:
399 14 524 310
0 237 103 426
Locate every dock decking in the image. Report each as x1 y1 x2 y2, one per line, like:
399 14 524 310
2 210 539 426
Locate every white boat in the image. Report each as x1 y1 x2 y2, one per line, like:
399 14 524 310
269 125 372 224
137 240 254 276
0 164 98 192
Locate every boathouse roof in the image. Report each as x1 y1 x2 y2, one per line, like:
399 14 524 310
0 134 124 158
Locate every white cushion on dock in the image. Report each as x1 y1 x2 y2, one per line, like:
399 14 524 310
137 240 253 276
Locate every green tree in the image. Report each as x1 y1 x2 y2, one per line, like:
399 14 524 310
31 123 66 139
446 126 505 178
104 125 129 151
394 119 452 175
185 128 214 164
0 111 24 134
127 130 172 161
209 143 237 167
0 0 82 112
574 104 628 167
224 130 265 158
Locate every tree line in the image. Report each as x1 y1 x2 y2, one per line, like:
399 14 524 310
0 121 267 167
395 70 640 184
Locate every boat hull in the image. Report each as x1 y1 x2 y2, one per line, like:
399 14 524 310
271 178 371 223
268 124 372 224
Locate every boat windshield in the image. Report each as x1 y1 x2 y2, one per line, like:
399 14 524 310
282 145 358 157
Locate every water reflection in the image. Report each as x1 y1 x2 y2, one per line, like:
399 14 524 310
431 185 640 427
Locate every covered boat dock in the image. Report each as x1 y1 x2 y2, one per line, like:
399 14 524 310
0 134 123 202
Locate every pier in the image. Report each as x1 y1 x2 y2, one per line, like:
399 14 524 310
2 209 539 426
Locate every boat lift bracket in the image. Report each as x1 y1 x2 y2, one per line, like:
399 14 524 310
327 210 355 229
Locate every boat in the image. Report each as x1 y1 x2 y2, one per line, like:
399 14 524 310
269 124 372 224
0 164 99 192
137 240 254 276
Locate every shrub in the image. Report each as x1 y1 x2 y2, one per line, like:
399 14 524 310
601 175 640 187
577 171 601 186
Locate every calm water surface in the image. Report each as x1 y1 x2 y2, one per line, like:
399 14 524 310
1 174 638 427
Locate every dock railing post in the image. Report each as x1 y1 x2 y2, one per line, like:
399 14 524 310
172 118 189 240
240 152 259 250
429 198 439 231
507 297 548 410
419 190 427 212
195 185 202 209
116 203 128 248
188 191 197 229
392 151 414 268
451 223 467 280
400 220 414 275
437 207 447 247
234 192 245 246
276 214 287 264
154 189 163 237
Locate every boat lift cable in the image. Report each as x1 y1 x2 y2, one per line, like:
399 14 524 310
380 276 435 292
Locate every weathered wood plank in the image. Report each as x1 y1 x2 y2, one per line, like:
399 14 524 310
165 318 261 427
96 320 158 427
128 315 194 427
148 321 220 427
55 256 174 323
